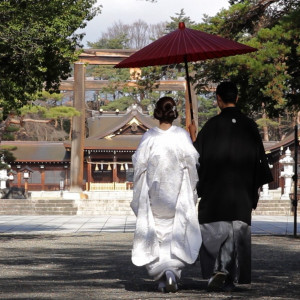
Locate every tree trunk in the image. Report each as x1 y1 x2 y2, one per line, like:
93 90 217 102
278 116 283 141
262 103 269 142
44 126 48 141
69 118 72 140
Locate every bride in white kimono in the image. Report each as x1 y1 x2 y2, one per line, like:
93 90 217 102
131 97 201 293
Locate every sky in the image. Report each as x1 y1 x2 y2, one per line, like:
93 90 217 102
79 0 230 46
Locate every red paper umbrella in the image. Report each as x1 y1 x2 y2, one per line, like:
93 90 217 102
115 22 257 120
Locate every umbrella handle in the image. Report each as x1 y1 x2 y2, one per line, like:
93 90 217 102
184 57 194 121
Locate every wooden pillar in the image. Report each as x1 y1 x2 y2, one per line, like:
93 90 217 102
70 62 85 192
24 179 28 197
113 154 118 183
17 172 21 188
41 168 45 191
87 160 92 191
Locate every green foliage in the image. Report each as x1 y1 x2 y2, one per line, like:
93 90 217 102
2 133 15 141
197 2 251 37
63 119 71 134
193 2 299 122
0 0 101 117
19 105 48 117
256 118 279 129
88 33 129 49
101 97 136 111
86 65 132 103
5 125 19 133
0 145 17 151
0 148 16 167
140 98 152 110
165 9 195 33
19 104 79 120
36 90 64 105
87 65 130 81
198 96 219 129
136 67 162 93
45 106 80 119
205 0 299 38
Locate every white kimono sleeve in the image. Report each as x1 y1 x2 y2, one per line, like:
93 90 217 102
131 132 151 216
131 132 160 266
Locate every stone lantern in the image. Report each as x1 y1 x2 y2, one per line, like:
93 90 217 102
0 155 9 190
279 147 294 200
260 164 273 200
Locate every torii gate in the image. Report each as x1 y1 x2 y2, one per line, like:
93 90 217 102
59 49 198 192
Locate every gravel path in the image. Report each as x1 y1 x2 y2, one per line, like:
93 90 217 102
0 233 299 299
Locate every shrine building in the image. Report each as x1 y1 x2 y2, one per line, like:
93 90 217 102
3 104 159 192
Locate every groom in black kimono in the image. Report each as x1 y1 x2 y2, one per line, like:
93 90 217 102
190 81 273 291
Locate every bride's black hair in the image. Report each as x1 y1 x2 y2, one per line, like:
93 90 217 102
154 97 178 123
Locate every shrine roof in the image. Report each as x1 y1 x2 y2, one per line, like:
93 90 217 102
81 135 142 150
87 105 158 139
264 130 298 152
0 141 69 163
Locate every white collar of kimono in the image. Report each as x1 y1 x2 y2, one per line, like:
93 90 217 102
154 125 176 133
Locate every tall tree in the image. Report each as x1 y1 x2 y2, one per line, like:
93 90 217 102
165 9 195 33
192 1 299 140
128 20 152 49
87 20 166 49
148 22 167 41
0 0 101 120
207 0 299 38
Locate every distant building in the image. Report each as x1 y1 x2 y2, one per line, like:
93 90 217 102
3 105 159 191
2 105 299 195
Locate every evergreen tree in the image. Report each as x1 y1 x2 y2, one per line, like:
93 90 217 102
0 0 100 115
0 0 100 139
192 1 299 140
165 9 195 33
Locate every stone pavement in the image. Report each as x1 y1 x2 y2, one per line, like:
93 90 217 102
0 215 299 235
0 216 299 299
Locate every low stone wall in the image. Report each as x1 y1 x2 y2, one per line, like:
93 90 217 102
0 198 77 215
1 188 299 216
77 191 133 216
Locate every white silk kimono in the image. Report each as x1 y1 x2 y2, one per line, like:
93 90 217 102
131 125 201 280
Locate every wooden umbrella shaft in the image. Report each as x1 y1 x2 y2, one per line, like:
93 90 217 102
184 56 194 121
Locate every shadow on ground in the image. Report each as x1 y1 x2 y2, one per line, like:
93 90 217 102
251 220 300 235
0 234 299 299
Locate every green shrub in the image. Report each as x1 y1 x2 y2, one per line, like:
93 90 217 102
2 133 15 141
5 125 19 132
0 145 17 151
